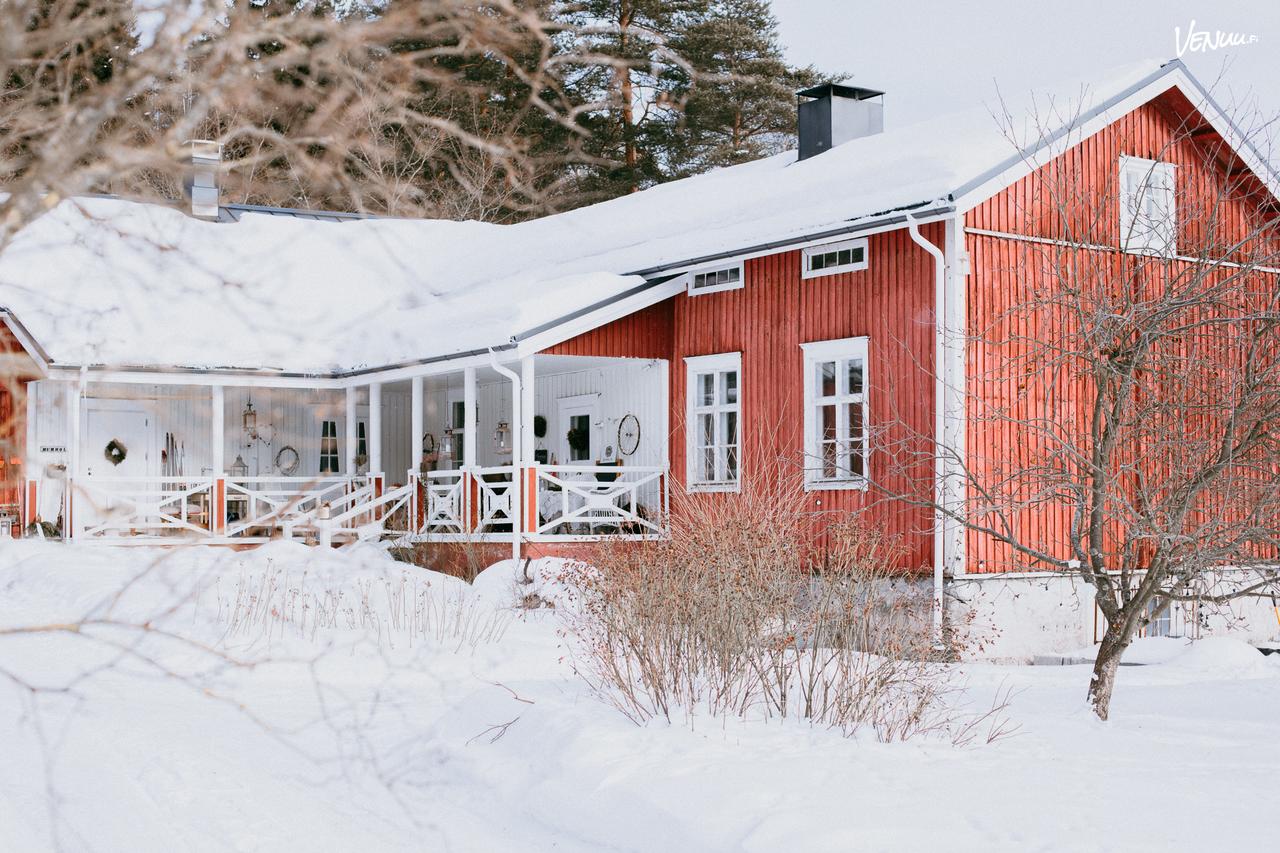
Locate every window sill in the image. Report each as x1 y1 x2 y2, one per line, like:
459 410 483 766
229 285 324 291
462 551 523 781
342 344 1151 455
804 478 869 493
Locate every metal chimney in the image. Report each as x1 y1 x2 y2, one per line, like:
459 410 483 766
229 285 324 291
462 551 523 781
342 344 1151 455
796 84 885 161
185 139 222 219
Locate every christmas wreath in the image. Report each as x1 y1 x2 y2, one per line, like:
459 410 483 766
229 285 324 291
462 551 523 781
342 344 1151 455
566 426 590 453
104 438 128 466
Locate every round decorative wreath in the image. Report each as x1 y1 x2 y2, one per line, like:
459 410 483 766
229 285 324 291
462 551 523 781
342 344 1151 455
533 415 547 438
567 426 590 453
275 445 300 476
104 438 128 466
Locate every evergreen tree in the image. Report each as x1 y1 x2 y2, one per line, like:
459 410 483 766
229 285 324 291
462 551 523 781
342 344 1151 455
557 0 702 198
663 0 827 177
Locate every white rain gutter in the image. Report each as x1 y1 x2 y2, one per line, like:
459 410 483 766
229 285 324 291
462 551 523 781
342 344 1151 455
905 212 946 647
488 349 522 565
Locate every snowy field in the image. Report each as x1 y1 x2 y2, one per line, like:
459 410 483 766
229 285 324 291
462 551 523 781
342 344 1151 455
1 541 1278 853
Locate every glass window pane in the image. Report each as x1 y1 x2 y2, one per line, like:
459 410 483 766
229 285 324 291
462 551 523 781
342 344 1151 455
819 362 836 397
723 370 738 405
726 446 739 481
810 254 824 271
721 410 737 446
699 413 715 446
847 359 863 395
701 447 716 481
821 403 836 440
838 249 851 265
821 440 837 478
846 403 863 440
699 373 715 406
851 246 864 264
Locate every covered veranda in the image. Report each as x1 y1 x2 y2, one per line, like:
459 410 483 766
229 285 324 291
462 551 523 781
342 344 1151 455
23 353 669 548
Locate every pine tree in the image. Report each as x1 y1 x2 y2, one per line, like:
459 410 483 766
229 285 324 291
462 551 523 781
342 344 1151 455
663 0 827 177
558 0 703 198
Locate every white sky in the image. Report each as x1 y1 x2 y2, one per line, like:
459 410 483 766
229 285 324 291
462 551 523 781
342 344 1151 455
772 0 1279 127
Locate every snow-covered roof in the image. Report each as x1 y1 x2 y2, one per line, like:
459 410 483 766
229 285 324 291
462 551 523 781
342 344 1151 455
0 58 1223 376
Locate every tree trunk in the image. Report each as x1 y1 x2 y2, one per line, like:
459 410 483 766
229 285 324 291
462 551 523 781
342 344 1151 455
1087 625 1131 720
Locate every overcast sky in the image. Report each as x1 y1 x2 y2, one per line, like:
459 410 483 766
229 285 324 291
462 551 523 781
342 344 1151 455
772 0 1279 128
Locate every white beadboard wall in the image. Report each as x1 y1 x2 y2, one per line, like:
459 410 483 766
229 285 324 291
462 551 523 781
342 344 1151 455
474 359 667 469
26 357 668 511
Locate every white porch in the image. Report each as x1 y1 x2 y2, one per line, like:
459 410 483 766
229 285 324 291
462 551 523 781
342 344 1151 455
22 355 669 546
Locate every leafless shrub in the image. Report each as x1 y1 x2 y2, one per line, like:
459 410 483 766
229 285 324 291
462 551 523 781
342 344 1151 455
562 471 1009 743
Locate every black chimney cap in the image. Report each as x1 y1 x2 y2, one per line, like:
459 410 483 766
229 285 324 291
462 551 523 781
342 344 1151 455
796 83 884 101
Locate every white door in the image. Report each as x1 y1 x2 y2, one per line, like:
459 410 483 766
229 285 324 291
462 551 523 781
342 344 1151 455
558 395 601 465
80 404 153 528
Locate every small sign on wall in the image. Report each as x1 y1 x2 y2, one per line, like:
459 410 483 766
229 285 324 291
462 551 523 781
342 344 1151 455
39 445 67 454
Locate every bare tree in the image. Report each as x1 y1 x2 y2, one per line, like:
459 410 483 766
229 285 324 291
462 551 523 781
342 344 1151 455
904 94 1280 720
0 0 603 244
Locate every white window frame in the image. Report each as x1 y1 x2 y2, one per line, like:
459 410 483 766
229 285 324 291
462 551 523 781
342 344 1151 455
685 352 742 492
801 237 869 280
801 336 869 491
1119 155 1176 256
685 262 745 296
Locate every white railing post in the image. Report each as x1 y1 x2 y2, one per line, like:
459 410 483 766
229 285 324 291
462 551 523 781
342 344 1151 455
65 379 81 540
345 386 358 477
369 381 382 478
211 385 225 477
463 367 477 469
411 376 424 475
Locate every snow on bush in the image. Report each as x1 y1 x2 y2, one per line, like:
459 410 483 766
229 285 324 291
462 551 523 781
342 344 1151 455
471 557 599 611
551 478 1013 744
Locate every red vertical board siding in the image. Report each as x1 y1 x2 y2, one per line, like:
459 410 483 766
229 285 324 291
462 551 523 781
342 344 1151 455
964 92 1280 572
0 325 34 518
552 226 942 571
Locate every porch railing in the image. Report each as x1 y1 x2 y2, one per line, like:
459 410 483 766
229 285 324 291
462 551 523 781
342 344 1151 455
532 465 667 538
75 476 217 539
224 476 350 537
69 463 670 544
406 464 668 541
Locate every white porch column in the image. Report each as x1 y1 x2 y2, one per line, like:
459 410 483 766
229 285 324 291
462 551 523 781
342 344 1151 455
345 386 358 475
66 380 80 479
65 379 81 539
210 385 225 475
463 367 477 469
410 376 424 474
368 382 382 476
520 356 535 465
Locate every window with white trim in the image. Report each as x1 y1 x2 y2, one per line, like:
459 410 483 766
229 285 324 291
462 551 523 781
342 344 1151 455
685 352 741 490
687 262 744 295
802 237 868 279
802 337 868 488
319 419 339 473
1119 155 1176 255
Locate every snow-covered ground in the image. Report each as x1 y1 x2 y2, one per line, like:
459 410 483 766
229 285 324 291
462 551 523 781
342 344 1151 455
2 542 1278 852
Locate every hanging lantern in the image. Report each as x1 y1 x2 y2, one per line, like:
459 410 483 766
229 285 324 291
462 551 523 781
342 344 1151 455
229 454 249 478
493 420 510 451
439 430 455 458
242 400 258 437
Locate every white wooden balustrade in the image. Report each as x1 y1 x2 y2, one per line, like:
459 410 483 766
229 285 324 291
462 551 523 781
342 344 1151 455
76 476 217 539
224 476 350 537
71 464 670 544
532 465 667 539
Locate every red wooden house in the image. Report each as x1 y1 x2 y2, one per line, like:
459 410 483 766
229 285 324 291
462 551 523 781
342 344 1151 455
2 59 1277 655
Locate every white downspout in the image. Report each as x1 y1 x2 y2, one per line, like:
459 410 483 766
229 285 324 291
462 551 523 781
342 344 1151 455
488 349 522 566
906 212 946 647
